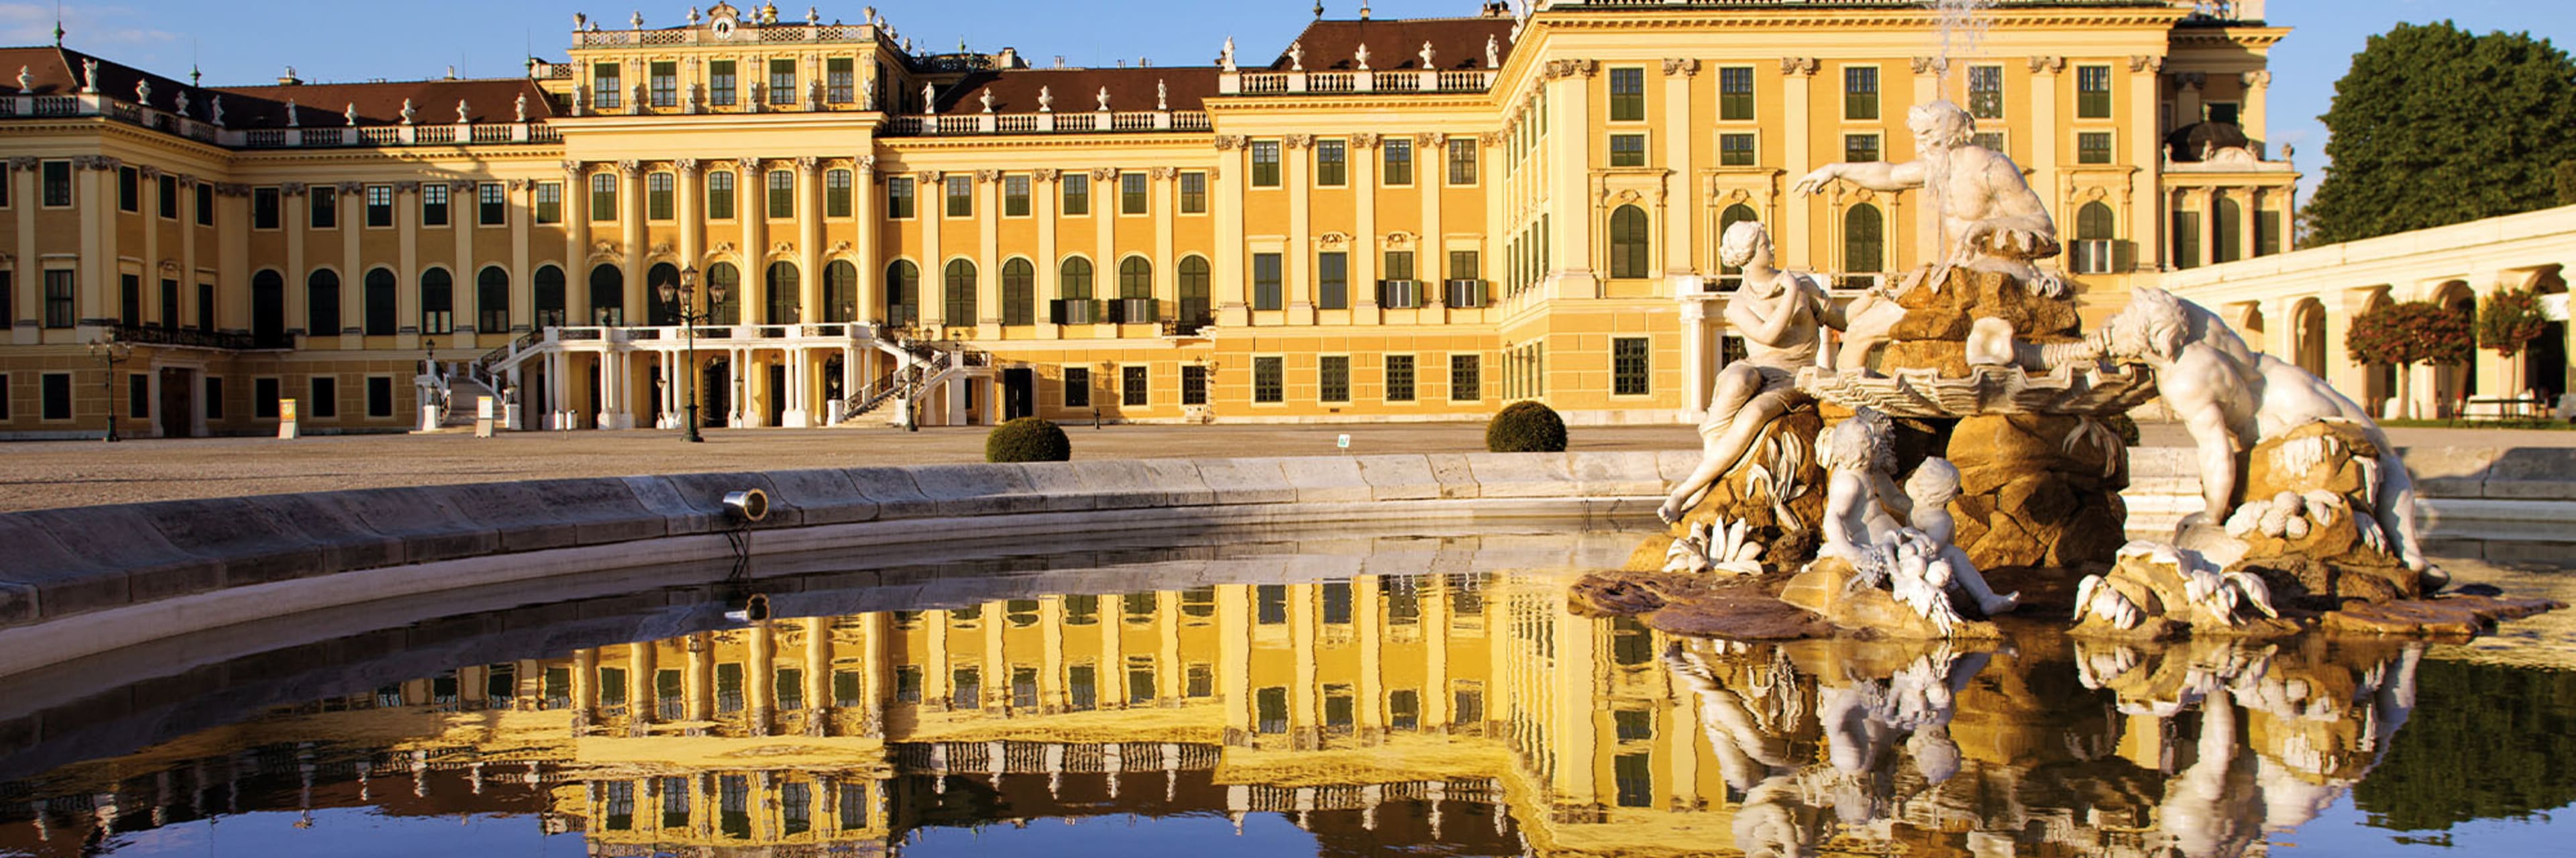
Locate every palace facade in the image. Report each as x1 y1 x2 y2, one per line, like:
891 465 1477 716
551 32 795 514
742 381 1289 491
0 0 2296 439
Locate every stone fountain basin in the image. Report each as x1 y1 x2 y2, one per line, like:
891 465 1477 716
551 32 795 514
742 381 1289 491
1796 363 2162 419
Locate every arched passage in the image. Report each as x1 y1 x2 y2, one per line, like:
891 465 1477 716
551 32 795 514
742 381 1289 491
2292 297 2328 378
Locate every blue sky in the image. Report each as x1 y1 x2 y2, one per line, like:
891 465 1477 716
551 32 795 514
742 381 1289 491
13 1 2573 201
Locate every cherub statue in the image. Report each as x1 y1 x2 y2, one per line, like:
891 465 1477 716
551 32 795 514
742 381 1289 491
861 78 875 109
1815 411 2018 621
2080 287 2428 573
1793 100 2065 297
1660 220 1843 525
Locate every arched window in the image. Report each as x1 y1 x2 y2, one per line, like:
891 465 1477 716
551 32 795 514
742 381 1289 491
943 259 977 325
824 260 858 323
588 264 625 325
2072 201 2117 274
1717 203 1759 287
704 262 741 325
307 270 343 335
765 261 800 323
2213 195 2244 264
1608 205 1650 279
363 267 398 335
252 270 286 345
1059 257 1094 301
1177 255 1212 332
1001 258 1036 326
533 266 566 328
476 266 511 333
1118 257 1153 299
419 268 453 335
884 260 918 327
1843 204 1884 284
646 262 682 325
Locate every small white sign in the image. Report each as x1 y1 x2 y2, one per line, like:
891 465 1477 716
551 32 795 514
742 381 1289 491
477 395 496 419
1336 433 1351 449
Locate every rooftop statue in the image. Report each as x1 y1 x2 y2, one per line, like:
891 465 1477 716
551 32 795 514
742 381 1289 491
1793 101 2064 297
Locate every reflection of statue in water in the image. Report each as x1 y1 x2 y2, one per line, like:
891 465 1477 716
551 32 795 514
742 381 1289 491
1660 221 1841 524
2082 287 2427 573
1792 100 2063 297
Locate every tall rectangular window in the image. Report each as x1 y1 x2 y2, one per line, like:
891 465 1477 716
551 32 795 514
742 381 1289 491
1844 65 1879 120
1721 133 1756 166
708 172 737 219
825 169 852 217
42 270 72 328
1064 366 1091 408
1450 354 1481 402
367 184 395 227
117 166 138 211
254 378 279 419
1609 134 1646 167
769 58 798 105
1719 66 1755 120
157 175 176 218
1609 67 1646 121
1383 140 1413 185
1182 364 1208 405
1385 355 1415 402
1319 356 1350 403
1061 174 1089 215
252 187 280 229
1316 140 1346 186
43 374 70 420
2171 211 2202 270
1179 172 1206 213
1253 356 1283 403
478 182 505 225
310 186 337 229
646 173 674 220
421 183 449 226
202 376 221 419
2077 65 2112 119
534 182 562 223
1004 175 1030 216
195 182 213 225
1968 64 2004 119
826 57 855 103
587 174 614 222
1250 142 1281 187
709 60 738 107
1120 172 1148 214
365 376 394 417
1613 337 1650 395
1447 138 1479 184
40 161 71 207
1121 365 1148 407
1316 252 1348 310
1844 133 1881 164
309 376 338 418
593 63 622 110
649 61 678 107
944 175 971 217
2078 131 2113 164
883 176 912 218
770 170 797 219
1252 253 1282 311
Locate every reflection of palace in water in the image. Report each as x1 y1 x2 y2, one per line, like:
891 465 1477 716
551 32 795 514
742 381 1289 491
0 570 2429 857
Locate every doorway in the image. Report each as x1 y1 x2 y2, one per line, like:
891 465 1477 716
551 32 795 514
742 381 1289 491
158 368 192 438
1003 368 1034 421
767 363 787 427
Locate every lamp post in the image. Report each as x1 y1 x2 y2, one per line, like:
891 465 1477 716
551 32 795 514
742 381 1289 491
87 329 133 442
656 265 722 443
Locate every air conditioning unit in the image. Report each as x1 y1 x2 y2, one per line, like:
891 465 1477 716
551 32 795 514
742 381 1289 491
1378 280 1421 309
1444 279 1485 308
2072 239 2114 274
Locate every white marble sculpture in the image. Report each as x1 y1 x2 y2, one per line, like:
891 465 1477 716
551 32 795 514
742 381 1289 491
1664 517 1766 576
1813 410 2020 630
1355 43 1371 72
1419 41 1435 69
1289 41 1305 72
1487 35 1501 70
81 58 98 93
209 95 223 127
343 103 358 126
1220 36 1237 72
2074 541 2277 630
1155 79 1167 111
1037 86 1052 112
978 89 993 113
400 98 417 125
284 98 299 127
920 82 934 114
456 99 472 124
2080 286 2427 572
1661 221 1844 525
515 91 529 122
860 78 874 110
1095 86 1110 111
134 78 150 105
174 89 189 117
1792 100 2065 297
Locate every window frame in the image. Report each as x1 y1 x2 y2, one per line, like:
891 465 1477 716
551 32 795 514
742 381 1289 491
824 168 853 217
1967 64 2005 120
1843 64 1880 121
1608 133 1647 168
1382 139 1414 186
1119 172 1148 215
309 185 338 230
647 172 676 221
1252 356 1284 404
2076 64 2113 119
770 170 798 219
252 186 282 230
709 60 738 107
1179 172 1207 213
2077 130 2114 164
40 160 72 208
1250 142 1282 188
534 182 563 224
943 175 972 218
1446 138 1479 185
366 184 396 228
421 182 450 227
1612 337 1651 396
1608 66 1647 121
1252 253 1283 311
1121 365 1149 407
587 174 616 223
1061 174 1090 216
1316 251 1348 311
1003 174 1032 217
1719 131 1758 167
1718 66 1756 121
649 60 678 108
883 175 912 219
1450 354 1481 402
478 182 506 226
1385 354 1416 403
1318 355 1351 403
1315 140 1347 187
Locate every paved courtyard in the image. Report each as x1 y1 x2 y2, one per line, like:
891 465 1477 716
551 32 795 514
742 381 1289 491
0 420 2567 513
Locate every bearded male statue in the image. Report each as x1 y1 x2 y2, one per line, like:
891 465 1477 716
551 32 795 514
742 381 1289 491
1792 100 2063 297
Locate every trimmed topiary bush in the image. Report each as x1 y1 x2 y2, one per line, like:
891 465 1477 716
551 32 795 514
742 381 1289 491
1487 400 1568 453
986 417 1072 463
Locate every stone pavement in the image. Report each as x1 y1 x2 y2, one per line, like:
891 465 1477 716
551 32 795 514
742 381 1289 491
0 420 2565 513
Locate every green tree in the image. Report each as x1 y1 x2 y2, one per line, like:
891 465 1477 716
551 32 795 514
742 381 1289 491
2307 22 2576 244
2558 160 2576 206
2477 286 2551 394
2347 300 2472 418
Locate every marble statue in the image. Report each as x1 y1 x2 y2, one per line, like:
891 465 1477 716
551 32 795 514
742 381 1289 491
1095 86 1110 111
861 78 875 109
1220 36 1236 72
80 58 97 93
1037 85 1052 112
515 91 529 122
1156 79 1167 111
1792 100 2065 297
1661 221 1844 525
1419 41 1435 69
978 89 993 113
455 99 471 124
174 89 189 117
1813 409 2021 628
284 98 299 127
689 6 702 25
1487 35 1501 70
806 5 819 25
16 66 30 94
400 99 417 125
134 78 150 105
344 103 358 126
1355 42 1372 72
2082 287 2427 572
209 95 223 127
920 82 934 114
1289 40 1305 72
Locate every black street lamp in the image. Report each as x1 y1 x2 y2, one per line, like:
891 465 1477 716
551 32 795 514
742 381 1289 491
656 265 723 443
87 329 133 442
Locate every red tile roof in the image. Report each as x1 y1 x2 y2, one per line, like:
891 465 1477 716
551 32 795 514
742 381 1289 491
0 45 555 129
932 66 1218 116
1266 17 1517 72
